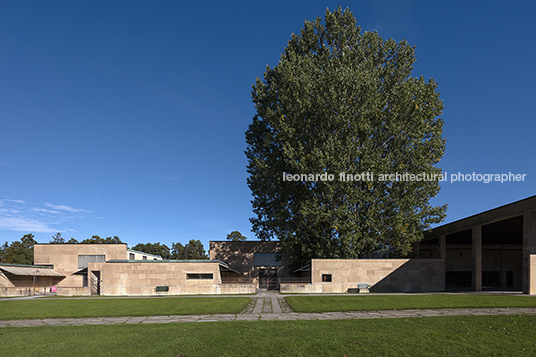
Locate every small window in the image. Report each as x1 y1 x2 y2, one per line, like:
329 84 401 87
154 258 157 260
322 274 332 282
143 256 147 260
82 274 88 287
187 273 213 279
129 253 135 260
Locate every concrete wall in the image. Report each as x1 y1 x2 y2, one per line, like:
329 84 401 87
34 244 128 289
281 259 445 293
55 286 90 296
89 261 256 296
531 254 536 295
0 287 33 297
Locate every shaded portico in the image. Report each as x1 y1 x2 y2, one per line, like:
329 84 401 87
418 195 536 294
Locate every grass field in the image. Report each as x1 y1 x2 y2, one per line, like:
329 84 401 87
285 294 536 313
0 296 251 320
1 315 535 356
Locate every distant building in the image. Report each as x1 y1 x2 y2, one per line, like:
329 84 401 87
127 249 163 261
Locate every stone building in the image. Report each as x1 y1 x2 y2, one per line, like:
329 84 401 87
1 195 535 296
417 195 536 294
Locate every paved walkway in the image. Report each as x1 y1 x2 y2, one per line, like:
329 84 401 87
2 292 536 328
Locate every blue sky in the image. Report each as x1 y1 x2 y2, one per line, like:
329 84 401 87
1 1 535 251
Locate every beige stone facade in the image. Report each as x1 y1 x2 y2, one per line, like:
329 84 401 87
87 261 255 296
34 244 128 295
31 243 256 296
531 254 536 294
280 258 445 293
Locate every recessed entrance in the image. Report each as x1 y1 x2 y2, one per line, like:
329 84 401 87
258 268 279 290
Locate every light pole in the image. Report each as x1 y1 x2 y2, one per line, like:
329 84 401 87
33 270 39 296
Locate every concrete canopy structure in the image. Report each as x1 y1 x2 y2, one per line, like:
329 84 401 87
0 263 65 296
418 195 536 294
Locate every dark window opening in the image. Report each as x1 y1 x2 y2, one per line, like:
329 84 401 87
506 271 514 287
78 255 105 269
187 273 213 279
129 253 135 260
322 274 332 282
446 271 472 287
482 271 500 287
254 253 282 266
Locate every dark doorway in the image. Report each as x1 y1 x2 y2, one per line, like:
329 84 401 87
258 268 279 290
91 271 101 295
446 271 472 288
482 271 500 287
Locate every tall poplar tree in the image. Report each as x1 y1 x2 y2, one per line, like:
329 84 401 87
245 7 447 265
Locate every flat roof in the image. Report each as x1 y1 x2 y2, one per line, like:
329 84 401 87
425 194 536 238
0 265 65 277
34 243 127 245
105 259 227 264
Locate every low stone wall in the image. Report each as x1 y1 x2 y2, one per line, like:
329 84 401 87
283 259 445 293
56 286 90 296
0 287 33 297
218 284 256 294
280 283 319 293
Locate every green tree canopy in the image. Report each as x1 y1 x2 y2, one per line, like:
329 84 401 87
1 234 37 265
50 232 65 244
80 235 123 244
0 241 9 263
171 240 208 260
245 7 446 265
171 242 186 260
132 242 171 260
226 231 247 241
185 239 208 260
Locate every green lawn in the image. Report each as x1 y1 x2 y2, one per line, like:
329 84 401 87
286 294 536 313
1 315 535 356
0 296 251 320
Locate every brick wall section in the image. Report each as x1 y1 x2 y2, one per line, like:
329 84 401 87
209 241 294 278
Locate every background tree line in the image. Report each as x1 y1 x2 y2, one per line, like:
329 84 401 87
0 232 212 264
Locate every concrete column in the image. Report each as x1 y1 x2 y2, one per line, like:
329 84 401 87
523 211 536 294
472 225 482 291
439 235 446 260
